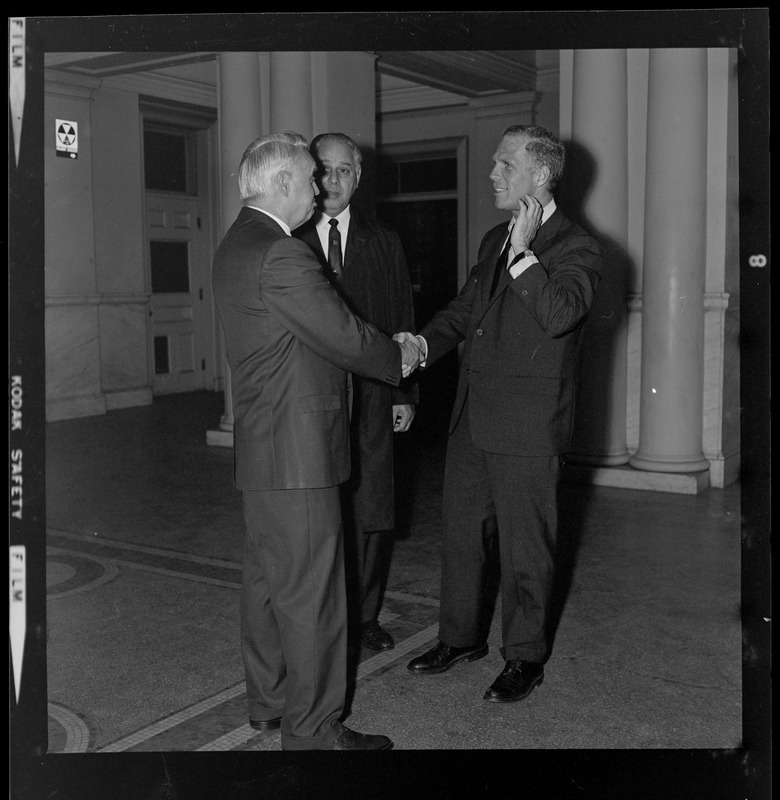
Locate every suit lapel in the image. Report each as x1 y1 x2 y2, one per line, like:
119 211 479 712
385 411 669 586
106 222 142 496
480 209 565 312
298 211 370 276
480 226 510 309
344 210 371 269
529 208 563 255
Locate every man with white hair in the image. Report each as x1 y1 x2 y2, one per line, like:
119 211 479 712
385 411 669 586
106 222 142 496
212 131 421 750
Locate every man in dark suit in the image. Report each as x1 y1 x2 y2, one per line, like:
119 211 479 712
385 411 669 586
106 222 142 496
211 131 422 750
294 133 417 653
397 125 601 704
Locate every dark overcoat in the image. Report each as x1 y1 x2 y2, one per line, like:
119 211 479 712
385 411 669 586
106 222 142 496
295 209 417 531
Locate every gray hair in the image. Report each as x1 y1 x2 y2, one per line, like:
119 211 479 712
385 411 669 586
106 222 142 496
502 124 565 191
310 132 363 170
238 131 310 201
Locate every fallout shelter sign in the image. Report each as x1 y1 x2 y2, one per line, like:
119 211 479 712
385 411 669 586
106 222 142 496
56 119 78 159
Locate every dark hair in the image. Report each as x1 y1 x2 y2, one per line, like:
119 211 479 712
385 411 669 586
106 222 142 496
310 132 363 170
502 124 565 190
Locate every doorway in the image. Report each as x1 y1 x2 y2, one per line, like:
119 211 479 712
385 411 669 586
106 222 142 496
142 105 217 396
376 142 465 439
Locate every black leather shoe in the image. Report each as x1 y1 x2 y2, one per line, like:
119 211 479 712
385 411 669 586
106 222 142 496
322 720 393 750
483 660 544 703
248 716 282 731
361 619 395 651
407 640 488 674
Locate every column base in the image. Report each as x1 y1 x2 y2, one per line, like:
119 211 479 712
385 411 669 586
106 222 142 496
564 452 631 467
628 453 711 473
562 463 709 495
206 428 234 448
705 452 741 489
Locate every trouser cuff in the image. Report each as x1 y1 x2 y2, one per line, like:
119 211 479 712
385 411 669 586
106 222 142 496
280 717 341 750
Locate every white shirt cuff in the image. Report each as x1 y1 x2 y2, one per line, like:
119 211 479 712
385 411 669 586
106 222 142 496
508 254 539 279
415 335 429 368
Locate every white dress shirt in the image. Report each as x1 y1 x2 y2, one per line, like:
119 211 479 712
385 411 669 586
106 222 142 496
315 207 351 263
505 198 556 279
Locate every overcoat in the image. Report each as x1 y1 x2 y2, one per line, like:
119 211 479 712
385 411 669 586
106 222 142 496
295 209 417 531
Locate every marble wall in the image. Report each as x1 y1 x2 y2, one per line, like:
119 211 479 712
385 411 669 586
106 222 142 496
44 76 159 421
99 299 152 411
46 299 105 419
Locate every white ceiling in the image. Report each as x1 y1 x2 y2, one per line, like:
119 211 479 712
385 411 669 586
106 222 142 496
44 50 543 101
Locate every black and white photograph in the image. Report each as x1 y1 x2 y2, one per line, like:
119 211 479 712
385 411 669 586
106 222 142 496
9 11 770 799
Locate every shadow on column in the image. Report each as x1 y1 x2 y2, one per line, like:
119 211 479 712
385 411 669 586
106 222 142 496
558 138 633 466
546 140 635 650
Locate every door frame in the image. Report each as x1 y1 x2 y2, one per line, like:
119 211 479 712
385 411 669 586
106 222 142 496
376 136 469 290
140 98 219 395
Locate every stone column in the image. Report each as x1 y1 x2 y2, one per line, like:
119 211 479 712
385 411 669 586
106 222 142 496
566 49 630 466
270 52 313 138
207 53 264 448
629 49 710 473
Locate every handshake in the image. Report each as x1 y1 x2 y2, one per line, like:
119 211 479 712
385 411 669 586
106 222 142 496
393 332 426 379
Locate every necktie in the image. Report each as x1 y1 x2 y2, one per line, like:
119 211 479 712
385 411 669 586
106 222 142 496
489 229 512 297
328 218 342 275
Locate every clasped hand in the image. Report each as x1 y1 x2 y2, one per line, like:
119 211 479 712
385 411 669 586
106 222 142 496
393 331 424 378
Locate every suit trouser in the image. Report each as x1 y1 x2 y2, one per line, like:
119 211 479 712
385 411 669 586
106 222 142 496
342 512 393 625
241 486 346 749
438 410 560 663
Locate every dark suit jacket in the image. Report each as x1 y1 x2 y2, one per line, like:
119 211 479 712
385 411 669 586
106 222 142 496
294 209 417 530
419 207 601 456
212 207 402 491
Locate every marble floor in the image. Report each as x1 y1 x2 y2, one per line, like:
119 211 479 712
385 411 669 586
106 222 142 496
13 389 762 798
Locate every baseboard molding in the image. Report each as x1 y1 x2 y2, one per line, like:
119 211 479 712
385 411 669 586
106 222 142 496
562 463 710 495
104 387 153 412
47 393 107 422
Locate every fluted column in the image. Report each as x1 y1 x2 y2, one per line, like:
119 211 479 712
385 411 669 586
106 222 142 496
566 49 630 466
207 53 264 447
270 52 313 137
629 49 710 473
